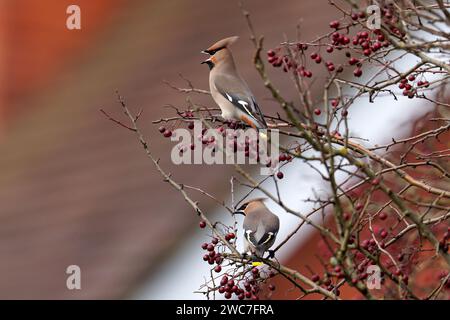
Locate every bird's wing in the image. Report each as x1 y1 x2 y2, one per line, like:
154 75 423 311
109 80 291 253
214 74 267 128
244 212 278 246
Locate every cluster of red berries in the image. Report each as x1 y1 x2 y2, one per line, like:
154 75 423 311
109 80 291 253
265 5 413 84
201 236 226 273
310 271 342 296
380 5 406 39
158 125 173 138
398 74 430 99
217 267 276 300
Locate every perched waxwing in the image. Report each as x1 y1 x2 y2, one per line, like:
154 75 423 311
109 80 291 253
201 36 267 129
234 198 279 258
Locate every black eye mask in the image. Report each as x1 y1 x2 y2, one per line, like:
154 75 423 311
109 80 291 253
237 203 248 211
203 46 225 56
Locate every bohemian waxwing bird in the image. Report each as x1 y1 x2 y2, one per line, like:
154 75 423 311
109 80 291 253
234 198 279 258
201 36 267 129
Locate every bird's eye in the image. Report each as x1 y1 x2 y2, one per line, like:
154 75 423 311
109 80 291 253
204 46 225 56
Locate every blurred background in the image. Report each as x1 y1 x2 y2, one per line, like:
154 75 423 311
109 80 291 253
0 0 439 299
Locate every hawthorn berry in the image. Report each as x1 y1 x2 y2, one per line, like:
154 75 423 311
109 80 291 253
163 129 172 138
329 20 340 29
199 221 206 228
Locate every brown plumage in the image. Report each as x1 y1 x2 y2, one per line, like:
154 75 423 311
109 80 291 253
236 198 279 258
201 36 267 129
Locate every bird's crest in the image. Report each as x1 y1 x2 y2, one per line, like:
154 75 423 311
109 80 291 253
203 36 239 55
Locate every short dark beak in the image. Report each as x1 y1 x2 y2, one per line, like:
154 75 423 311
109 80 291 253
232 211 245 216
201 50 210 55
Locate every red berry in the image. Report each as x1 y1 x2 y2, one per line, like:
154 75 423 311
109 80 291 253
314 108 321 116
326 46 334 53
163 130 172 138
341 36 350 45
188 122 194 130
158 126 166 133
199 221 207 228
363 48 371 56
379 212 387 220
349 57 359 65
211 237 218 245
214 265 222 273
329 20 340 29
408 75 416 81
380 230 388 239
312 274 320 282
267 50 276 57
362 239 370 249
201 242 208 250
207 244 214 251
354 68 362 77
315 56 322 64
277 172 284 179
224 292 232 299
310 52 318 59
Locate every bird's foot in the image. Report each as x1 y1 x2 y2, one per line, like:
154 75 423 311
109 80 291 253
266 250 275 259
